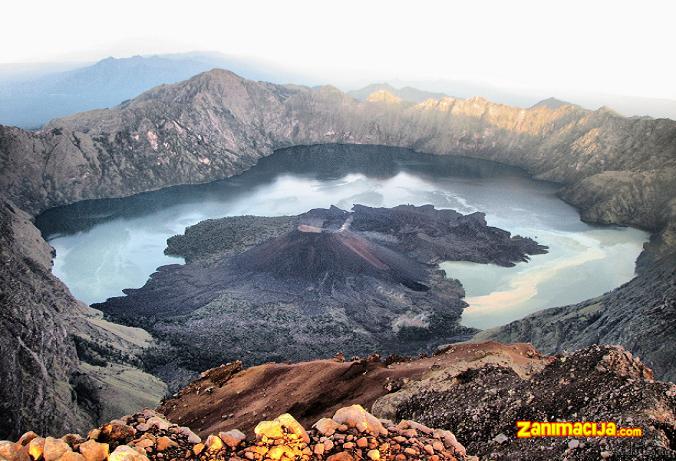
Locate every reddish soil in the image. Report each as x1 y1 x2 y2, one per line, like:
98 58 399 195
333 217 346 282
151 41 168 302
158 341 548 437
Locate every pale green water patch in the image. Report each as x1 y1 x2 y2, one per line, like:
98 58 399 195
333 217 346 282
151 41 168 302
442 226 647 329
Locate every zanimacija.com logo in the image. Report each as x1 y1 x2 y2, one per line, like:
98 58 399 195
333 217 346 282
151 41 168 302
516 421 643 438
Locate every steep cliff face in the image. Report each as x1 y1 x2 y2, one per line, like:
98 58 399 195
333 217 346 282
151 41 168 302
560 171 676 231
0 200 89 438
1 69 674 226
0 199 166 440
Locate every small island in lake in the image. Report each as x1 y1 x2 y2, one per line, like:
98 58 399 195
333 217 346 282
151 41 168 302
94 204 547 384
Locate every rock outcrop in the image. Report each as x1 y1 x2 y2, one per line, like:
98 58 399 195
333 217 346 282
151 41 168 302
0 199 166 440
376 345 675 460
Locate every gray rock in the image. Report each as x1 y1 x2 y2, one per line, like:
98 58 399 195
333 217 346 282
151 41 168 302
493 433 508 444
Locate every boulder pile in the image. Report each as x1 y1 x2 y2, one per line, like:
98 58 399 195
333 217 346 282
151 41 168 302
0 406 473 461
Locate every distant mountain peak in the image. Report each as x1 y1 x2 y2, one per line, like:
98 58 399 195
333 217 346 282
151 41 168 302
531 97 573 109
366 89 402 104
466 96 490 104
193 67 243 81
595 105 621 116
348 84 446 103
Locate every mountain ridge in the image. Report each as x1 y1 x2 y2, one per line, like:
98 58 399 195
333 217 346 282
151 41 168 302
0 53 311 129
530 97 574 109
2 68 674 224
348 83 447 103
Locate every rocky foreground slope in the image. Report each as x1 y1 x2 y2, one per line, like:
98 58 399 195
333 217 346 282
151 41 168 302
156 342 675 460
3 342 670 461
0 406 473 461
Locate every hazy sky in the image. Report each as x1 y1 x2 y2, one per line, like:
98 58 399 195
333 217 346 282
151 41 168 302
3 0 675 99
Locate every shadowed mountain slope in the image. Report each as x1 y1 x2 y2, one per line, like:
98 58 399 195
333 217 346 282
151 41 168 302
0 198 166 439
